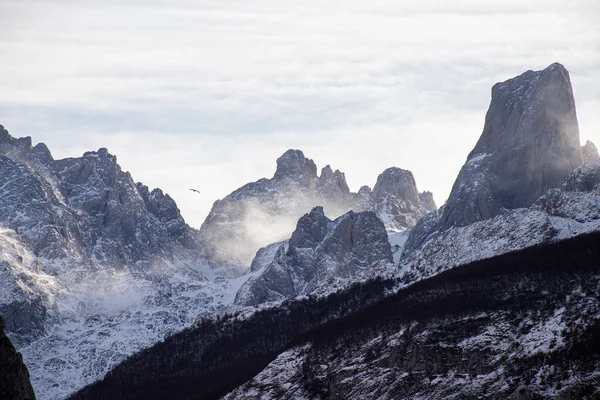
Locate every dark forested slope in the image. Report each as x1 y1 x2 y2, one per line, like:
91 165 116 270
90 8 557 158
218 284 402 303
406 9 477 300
73 231 600 400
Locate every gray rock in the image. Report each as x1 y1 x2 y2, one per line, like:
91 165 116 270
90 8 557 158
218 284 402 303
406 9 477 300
201 149 435 269
234 207 392 306
317 165 351 204
273 149 318 185
405 63 583 253
582 140 600 164
0 125 204 341
287 206 330 250
200 150 355 269
368 167 436 230
0 315 35 400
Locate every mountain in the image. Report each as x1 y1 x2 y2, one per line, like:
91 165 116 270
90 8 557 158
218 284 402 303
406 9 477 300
0 125 247 399
5 61 599 399
405 62 584 253
70 231 600 400
582 140 600 164
0 127 201 267
353 167 436 230
199 149 434 269
223 232 600 400
400 161 600 284
0 315 35 400
0 125 205 345
234 206 393 306
69 62 600 400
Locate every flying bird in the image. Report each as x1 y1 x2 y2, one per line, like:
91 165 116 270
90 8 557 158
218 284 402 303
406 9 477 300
189 189 201 194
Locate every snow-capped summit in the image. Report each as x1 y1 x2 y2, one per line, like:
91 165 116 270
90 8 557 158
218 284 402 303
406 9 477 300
405 63 583 253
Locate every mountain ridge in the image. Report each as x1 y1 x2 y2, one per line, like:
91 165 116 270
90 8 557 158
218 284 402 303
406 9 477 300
200 149 435 269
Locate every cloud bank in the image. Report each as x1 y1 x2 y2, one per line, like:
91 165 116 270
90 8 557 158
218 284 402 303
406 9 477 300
0 0 598 226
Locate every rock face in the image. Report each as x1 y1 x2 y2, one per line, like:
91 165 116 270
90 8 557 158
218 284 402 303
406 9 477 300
582 140 600 164
200 150 434 269
361 167 436 230
199 150 351 269
0 315 36 400
0 125 202 272
234 206 393 306
405 63 583 252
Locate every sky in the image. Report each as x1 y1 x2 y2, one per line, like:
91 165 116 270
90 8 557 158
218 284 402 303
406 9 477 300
0 0 598 228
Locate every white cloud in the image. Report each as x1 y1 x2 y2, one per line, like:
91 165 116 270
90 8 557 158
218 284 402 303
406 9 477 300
0 0 598 226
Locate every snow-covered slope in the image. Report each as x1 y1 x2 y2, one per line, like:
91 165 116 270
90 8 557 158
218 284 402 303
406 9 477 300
19 260 255 400
400 162 600 285
71 230 600 400
0 124 250 399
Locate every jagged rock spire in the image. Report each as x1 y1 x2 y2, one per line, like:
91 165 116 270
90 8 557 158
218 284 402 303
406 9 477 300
273 149 317 183
405 62 584 253
442 62 581 230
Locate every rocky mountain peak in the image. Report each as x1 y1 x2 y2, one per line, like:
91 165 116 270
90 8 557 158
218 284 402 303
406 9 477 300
273 149 317 183
418 191 436 211
317 165 351 203
287 206 330 251
0 124 7 139
447 63 580 226
31 142 53 165
372 167 419 204
359 167 437 232
582 140 600 164
234 208 392 306
405 62 584 253
471 62 579 159
0 126 36 160
357 185 371 195
320 164 334 179
201 147 434 268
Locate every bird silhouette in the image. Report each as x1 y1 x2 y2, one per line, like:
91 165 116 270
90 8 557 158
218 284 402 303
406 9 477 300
189 189 201 194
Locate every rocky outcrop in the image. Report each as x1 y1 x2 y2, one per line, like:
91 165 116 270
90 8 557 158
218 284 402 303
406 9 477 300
582 140 600 164
200 149 434 269
405 63 583 253
0 315 36 400
365 167 436 231
234 207 393 306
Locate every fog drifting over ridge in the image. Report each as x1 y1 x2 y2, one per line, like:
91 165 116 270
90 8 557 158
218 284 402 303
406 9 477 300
0 0 598 227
